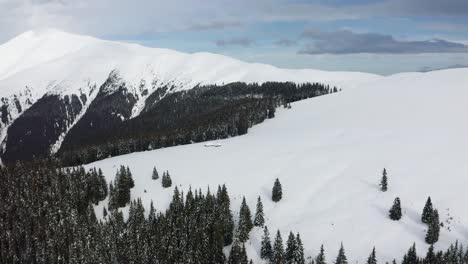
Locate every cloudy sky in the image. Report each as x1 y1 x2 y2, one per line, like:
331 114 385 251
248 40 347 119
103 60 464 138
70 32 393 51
1 0 468 74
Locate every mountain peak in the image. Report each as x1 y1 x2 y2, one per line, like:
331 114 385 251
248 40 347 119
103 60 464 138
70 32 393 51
0 29 100 80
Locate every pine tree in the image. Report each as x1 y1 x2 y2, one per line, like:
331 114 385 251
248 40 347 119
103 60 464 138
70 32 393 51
162 171 172 188
268 104 276 119
367 247 377 264
335 243 348 264
380 168 388 192
217 185 234 246
148 200 156 223
402 243 419 264
389 197 402 221
152 166 159 180
261 226 274 261
238 197 253 242
421 197 434 224
97 168 108 201
273 230 285 264
315 245 326 264
112 166 134 208
127 199 146 264
254 196 265 227
108 182 117 210
424 245 436 264
285 232 297 264
125 166 135 188
228 239 243 264
240 243 249 264
272 178 283 202
425 209 440 245
294 233 306 264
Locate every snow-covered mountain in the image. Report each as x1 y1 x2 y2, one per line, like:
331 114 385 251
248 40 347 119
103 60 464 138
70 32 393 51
84 68 468 263
0 29 380 163
4 28 468 262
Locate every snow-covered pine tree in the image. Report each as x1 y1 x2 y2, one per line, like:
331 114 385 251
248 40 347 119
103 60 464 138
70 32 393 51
148 200 156 223
108 182 117 210
268 104 276 119
112 166 134 208
240 244 249 264
152 166 159 180
421 196 434 224
254 196 265 227
161 171 166 186
294 233 305 264
335 243 348 264
97 168 108 201
238 197 253 242
380 168 388 192
217 184 234 246
315 245 326 264
272 178 283 202
228 238 242 264
127 199 147 263
402 243 419 264
424 245 436 263
425 209 440 244
162 171 172 188
367 247 377 264
389 197 402 221
285 231 297 264
273 230 285 264
261 226 273 261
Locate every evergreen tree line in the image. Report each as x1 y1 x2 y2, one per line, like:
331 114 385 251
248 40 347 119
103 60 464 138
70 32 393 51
58 82 334 166
260 226 305 264
260 240 468 264
0 161 236 263
0 161 466 263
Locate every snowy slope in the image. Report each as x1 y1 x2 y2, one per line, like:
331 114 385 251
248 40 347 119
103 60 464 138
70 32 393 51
85 68 468 263
0 29 381 156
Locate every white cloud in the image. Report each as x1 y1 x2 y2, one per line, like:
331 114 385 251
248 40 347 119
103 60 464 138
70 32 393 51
1 0 467 42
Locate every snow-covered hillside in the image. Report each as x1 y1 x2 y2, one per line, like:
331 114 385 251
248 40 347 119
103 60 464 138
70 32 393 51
0 29 380 159
85 68 468 263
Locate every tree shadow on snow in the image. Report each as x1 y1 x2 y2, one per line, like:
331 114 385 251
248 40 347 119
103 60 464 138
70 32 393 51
360 179 380 191
372 204 426 240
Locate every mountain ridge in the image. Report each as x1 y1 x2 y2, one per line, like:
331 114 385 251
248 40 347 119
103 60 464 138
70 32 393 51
0 29 381 163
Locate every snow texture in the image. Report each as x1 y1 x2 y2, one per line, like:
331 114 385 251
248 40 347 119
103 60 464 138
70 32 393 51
2 29 467 263
86 68 468 263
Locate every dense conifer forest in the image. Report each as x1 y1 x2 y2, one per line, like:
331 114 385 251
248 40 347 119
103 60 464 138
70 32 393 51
1 161 467 263
57 82 335 166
